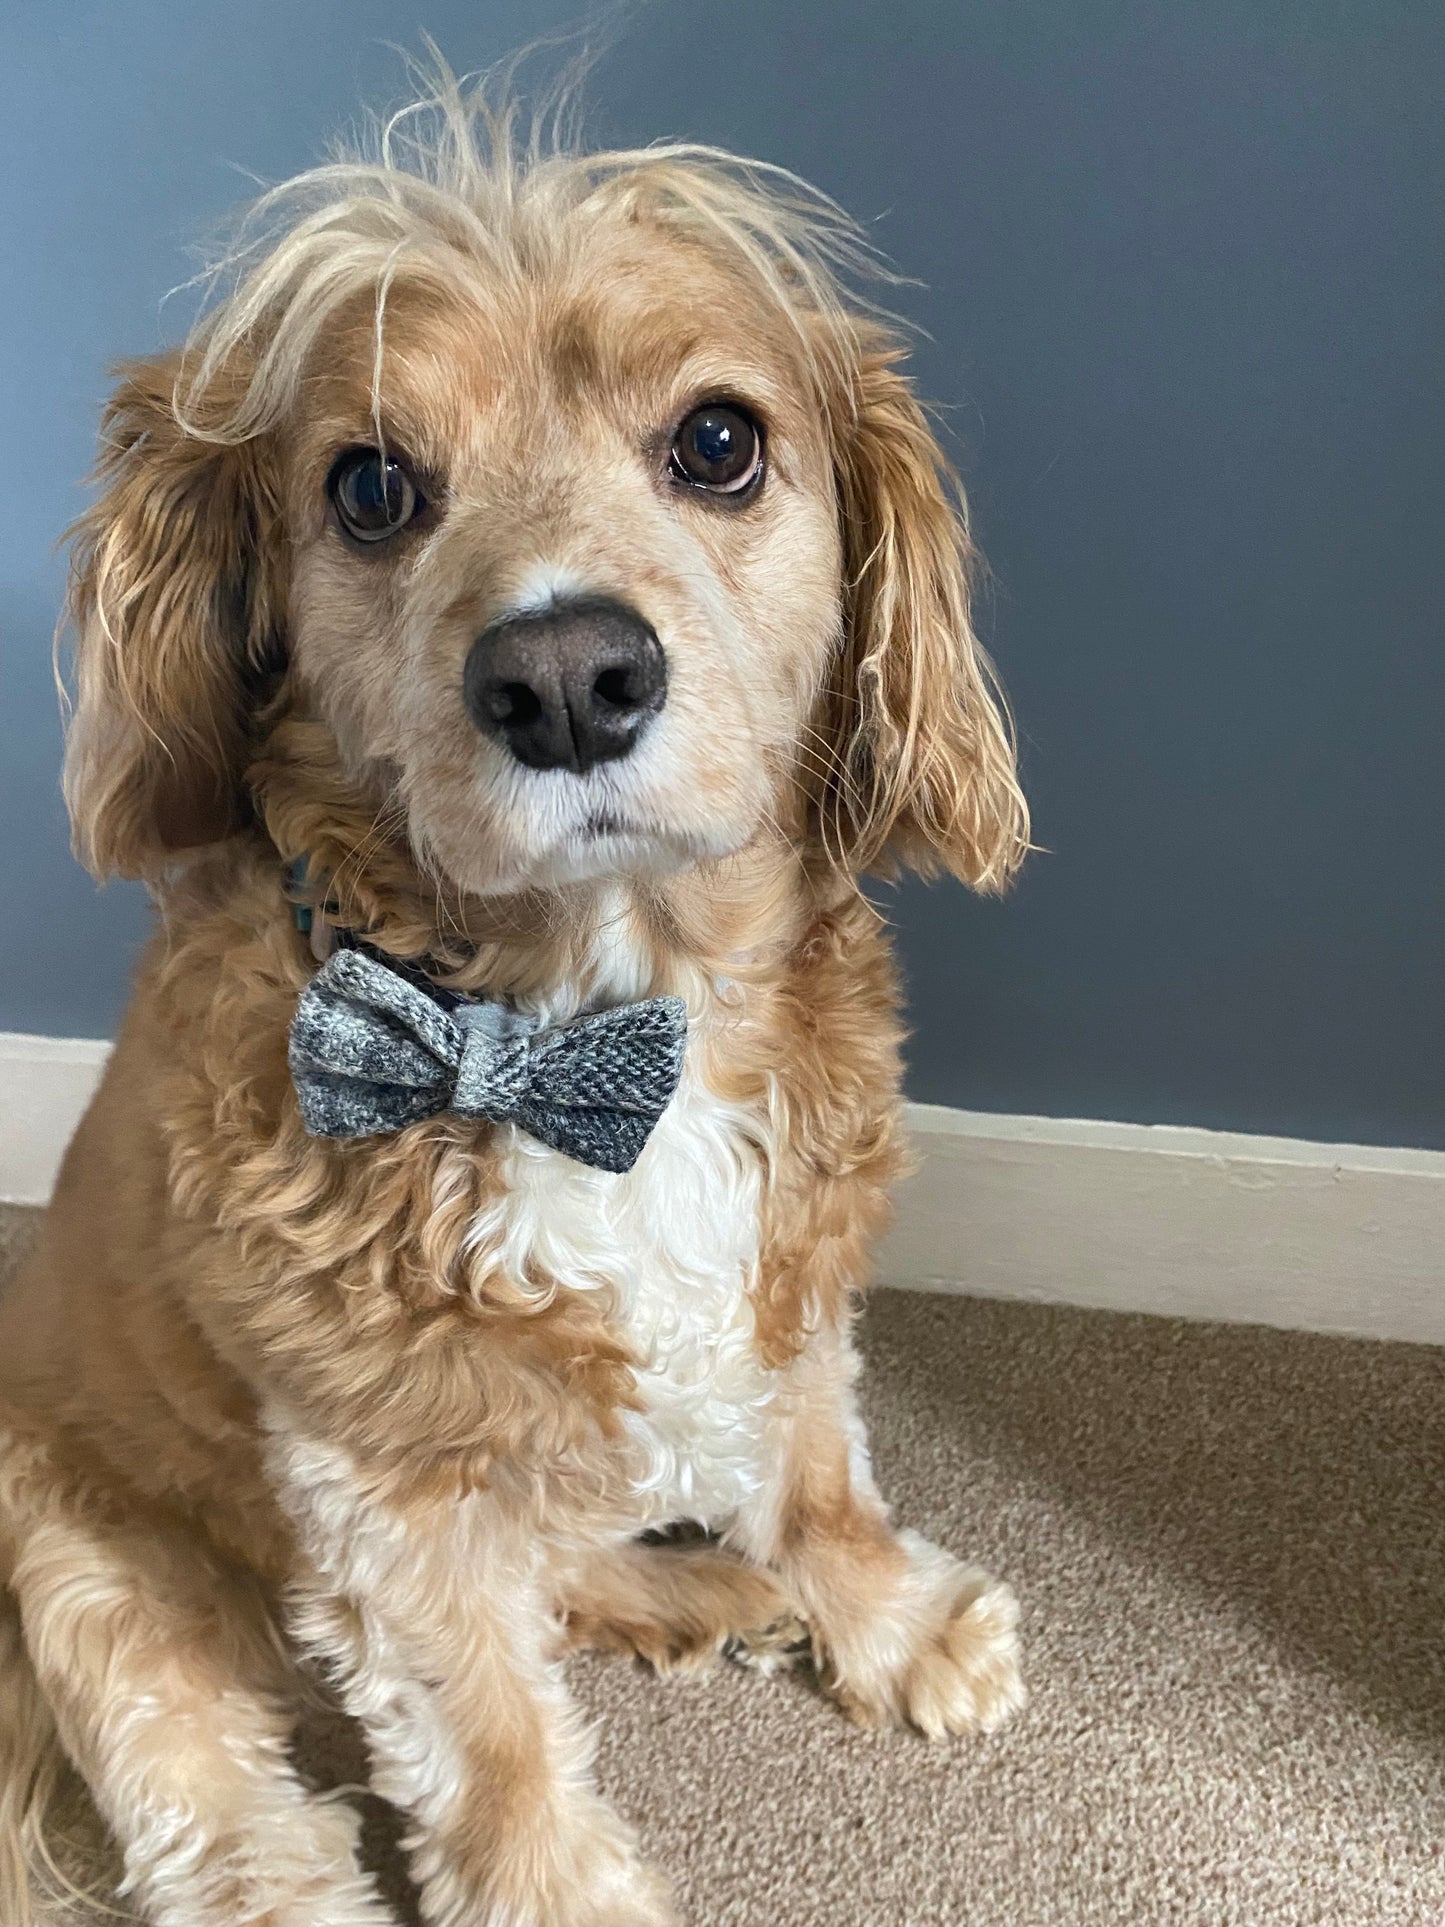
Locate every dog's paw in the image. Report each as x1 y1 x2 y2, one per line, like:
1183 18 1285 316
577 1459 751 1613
722 1608 814 1678
571 1861 678 1927
887 1566 1024 1739
821 1531 1026 1739
564 1546 805 1680
490 1807 677 1927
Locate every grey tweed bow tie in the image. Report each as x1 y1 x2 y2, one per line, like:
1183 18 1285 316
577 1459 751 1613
289 946 687 1174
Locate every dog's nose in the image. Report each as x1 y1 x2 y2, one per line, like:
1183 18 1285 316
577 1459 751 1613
463 596 667 774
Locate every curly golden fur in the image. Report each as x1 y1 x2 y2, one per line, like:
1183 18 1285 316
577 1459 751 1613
1 65 1029 1927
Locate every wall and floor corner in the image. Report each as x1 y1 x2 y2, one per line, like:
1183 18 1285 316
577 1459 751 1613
3 4 1441 1335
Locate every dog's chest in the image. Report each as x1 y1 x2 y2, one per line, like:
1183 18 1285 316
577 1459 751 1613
475 1046 773 1527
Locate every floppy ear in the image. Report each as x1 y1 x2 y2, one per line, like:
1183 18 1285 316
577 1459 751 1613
819 343 1029 888
63 352 285 879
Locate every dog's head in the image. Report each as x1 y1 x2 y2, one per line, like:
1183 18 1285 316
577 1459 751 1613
65 84 1027 912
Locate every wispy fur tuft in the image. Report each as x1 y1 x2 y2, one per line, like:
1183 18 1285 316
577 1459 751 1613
173 47 887 446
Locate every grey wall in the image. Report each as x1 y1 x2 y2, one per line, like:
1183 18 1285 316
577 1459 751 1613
2 1 1442 1147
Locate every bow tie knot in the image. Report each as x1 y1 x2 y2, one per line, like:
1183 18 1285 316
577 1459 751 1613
288 946 687 1174
452 1006 534 1119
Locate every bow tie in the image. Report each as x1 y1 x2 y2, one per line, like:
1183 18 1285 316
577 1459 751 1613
288 946 687 1174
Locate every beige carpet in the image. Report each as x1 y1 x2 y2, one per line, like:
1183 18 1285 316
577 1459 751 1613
3 1199 1443 1925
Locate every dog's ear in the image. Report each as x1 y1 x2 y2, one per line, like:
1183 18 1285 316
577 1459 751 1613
818 341 1029 888
63 352 285 879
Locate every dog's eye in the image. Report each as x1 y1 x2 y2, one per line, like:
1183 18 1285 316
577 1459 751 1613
669 404 763 497
328 448 425 544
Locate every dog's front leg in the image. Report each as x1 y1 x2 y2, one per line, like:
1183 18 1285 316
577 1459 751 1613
737 1321 1026 1739
270 1430 675 1927
1 1422 394 1927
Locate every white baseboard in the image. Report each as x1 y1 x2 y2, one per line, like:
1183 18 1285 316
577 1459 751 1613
880 1104 1445 1346
3 1033 1442 1345
0 1032 111 1208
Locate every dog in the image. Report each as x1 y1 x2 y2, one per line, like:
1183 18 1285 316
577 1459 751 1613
0 70 1030 1927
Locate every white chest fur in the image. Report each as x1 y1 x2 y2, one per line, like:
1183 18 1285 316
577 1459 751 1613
463 951 774 1528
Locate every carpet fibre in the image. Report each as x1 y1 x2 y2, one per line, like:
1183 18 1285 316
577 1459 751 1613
3 1201 1442 1925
